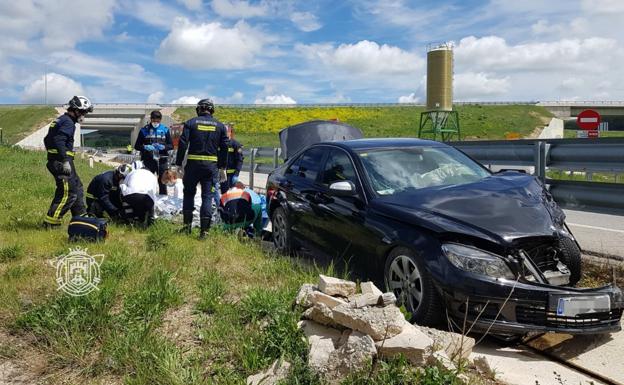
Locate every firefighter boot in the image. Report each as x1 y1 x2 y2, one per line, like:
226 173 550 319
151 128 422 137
199 217 211 240
179 210 193 234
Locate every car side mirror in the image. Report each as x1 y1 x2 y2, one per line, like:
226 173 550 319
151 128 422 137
329 181 357 197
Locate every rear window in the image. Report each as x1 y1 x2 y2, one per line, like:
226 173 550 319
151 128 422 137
287 147 325 182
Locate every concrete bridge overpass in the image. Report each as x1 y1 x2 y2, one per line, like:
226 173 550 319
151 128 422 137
538 101 624 118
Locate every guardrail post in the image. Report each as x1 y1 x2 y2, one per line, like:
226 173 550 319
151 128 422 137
249 148 257 189
0 127 3 144
273 148 279 169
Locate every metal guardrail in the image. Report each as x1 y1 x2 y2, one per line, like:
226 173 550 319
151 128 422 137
451 138 624 214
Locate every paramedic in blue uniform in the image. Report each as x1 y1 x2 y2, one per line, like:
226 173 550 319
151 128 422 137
220 124 244 194
86 164 132 219
134 110 173 195
175 98 228 239
43 95 93 228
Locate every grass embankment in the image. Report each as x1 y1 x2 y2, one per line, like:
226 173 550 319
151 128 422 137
0 106 57 144
0 146 465 384
173 105 553 148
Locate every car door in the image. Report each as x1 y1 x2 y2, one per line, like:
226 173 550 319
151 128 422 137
281 146 328 248
312 148 381 268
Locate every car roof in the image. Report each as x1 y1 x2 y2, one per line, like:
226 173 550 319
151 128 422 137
318 137 448 151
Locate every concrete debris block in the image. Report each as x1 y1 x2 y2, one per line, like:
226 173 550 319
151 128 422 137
326 331 377 382
298 320 342 372
427 350 457 372
360 281 383 297
419 326 475 361
295 283 317 308
349 293 381 309
309 290 348 309
303 303 340 328
332 304 405 341
376 320 433 366
379 292 397 307
318 275 356 297
473 355 494 378
247 359 291 385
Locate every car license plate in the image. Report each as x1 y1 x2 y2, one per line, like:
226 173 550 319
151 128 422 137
556 295 611 317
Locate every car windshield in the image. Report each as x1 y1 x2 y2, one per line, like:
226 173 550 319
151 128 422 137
357 146 490 196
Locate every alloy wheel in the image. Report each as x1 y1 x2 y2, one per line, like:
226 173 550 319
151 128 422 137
273 210 287 250
387 255 423 313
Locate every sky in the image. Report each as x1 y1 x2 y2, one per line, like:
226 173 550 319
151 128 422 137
1 0 623 105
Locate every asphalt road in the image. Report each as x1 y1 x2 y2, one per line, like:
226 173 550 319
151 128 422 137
565 209 624 258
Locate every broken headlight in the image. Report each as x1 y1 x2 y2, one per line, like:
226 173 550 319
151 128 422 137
442 243 515 280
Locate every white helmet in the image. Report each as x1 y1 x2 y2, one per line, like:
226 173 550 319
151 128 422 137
131 160 144 170
68 95 93 113
116 164 132 178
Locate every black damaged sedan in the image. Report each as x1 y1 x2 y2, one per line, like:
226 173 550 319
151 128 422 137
266 135 623 336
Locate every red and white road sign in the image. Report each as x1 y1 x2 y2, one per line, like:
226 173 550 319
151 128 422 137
588 130 600 138
577 109 601 130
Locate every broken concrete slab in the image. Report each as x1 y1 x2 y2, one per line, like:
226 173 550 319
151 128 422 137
303 303 340 328
326 331 377 383
419 325 475 361
298 320 342 372
349 293 381 309
318 275 356 297
295 283 317 308
376 320 433 366
360 281 383 297
246 359 291 385
309 291 348 309
379 292 397 307
332 304 405 341
427 350 457 372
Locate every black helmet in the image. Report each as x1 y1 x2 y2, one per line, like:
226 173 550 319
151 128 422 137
68 95 93 113
196 98 215 115
150 110 162 120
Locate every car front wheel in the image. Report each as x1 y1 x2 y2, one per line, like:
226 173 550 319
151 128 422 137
272 207 295 255
384 247 442 325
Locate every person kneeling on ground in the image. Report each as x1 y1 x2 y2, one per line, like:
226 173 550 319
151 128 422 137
86 164 132 219
219 181 263 237
120 161 159 227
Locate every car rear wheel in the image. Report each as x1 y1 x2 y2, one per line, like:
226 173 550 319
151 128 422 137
272 207 295 255
559 237 582 286
384 247 442 325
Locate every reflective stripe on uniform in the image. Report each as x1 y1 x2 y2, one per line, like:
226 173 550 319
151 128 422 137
44 215 62 224
47 149 75 157
197 124 216 132
226 169 237 174
85 192 96 199
187 154 217 161
228 148 235 152
53 179 69 220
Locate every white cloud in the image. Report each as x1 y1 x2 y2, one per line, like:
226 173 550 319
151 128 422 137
215 91 245 104
178 0 203 10
21 73 84 104
147 91 165 104
455 35 618 73
290 11 322 32
48 51 163 97
254 94 296 104
454 72 510 100
171 95 201 104
211 0 267 18
119 0 187 29
157 18 270 70
297 40 423 75
398 93 420 103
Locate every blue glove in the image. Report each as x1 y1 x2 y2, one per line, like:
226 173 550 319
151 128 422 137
144 145 155 152
231 175 239 183
154 143 165 151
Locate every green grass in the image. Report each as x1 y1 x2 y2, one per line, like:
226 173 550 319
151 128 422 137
173 105 553 148
0 145 468 384
0 106 57 144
